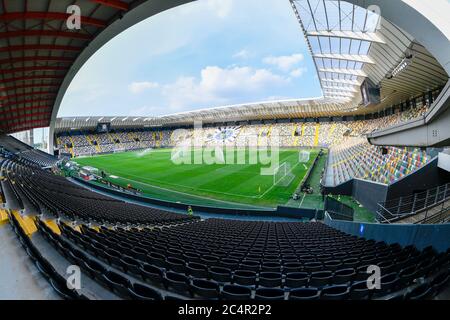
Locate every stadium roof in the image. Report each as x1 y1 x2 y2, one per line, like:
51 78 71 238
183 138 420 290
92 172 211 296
0 0 134 134
0 0 198 135
55 97 361 131
1 0 449 142
289 0 448 108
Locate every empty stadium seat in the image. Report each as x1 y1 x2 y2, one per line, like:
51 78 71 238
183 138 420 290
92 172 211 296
289 288 320 300
128 283 162 300
221 284 252 300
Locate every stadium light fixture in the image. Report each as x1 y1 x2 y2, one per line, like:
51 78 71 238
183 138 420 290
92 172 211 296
388 53 413 79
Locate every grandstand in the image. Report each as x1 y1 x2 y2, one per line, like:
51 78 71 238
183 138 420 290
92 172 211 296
0 0 449 303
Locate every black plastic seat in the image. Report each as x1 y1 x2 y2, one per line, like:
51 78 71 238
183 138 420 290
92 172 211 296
201 255 220 266
309 271 332 288
221 284 252 300
120 256 142 275
139 263 164 287
49 277 78 300
147 252 166 268
303 261 322 273
186 262 209 278
35 259 56 280
259 272 282 288
324 260 342 271
101 271 132 299
405 283 433 300
285 272 308 289
233 270 257 286
83 258 106 280
130 247 148 262
342 257 359 268
283 262 303 274
371 273 399 298
255 288 285 300
261 262 281 272
289 287 320 300
377 260 395 274
128 283 162 300
349 280 371 300
104 249 123 269
333 268 356 284
219 258 240 269
321 285 350 300
209 266 232 283
239 260 260 272
399 265 418 286
165 256 187 273
164 271 190 295
431 270 449 292
191 278 220 299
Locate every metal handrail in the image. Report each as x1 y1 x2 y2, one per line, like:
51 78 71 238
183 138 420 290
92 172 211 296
377 183 450 223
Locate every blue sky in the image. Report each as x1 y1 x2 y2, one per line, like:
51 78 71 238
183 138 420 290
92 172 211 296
58 0 322 117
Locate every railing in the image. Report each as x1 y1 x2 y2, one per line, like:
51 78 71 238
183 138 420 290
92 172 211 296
324 196 354 221
377 182 450 223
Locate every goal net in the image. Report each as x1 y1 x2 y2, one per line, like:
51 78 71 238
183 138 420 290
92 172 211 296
273 162 295 187
298 149 310 163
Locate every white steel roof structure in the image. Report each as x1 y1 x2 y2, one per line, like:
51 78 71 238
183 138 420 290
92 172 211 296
289 0 448 109
55 97 360 132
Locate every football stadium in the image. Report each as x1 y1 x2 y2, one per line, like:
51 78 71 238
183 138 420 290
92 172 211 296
0 0 450 305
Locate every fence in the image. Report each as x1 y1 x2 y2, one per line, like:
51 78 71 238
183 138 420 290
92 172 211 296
377 182 450 223
324 196 354 221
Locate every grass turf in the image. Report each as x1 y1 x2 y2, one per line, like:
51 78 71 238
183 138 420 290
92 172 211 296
74 148 318 207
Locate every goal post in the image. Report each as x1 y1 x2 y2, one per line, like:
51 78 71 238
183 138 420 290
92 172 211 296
298 149 311 163
273 162 295 187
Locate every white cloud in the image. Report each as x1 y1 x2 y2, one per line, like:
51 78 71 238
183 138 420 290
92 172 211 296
206 0 233 19
162 65 289 110
128 81 159 94
290 67 307 78
263 53 304 72
233 49 250 59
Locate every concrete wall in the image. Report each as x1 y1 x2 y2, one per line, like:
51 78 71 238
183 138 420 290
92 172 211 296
352 179 388 213
325 215 450 252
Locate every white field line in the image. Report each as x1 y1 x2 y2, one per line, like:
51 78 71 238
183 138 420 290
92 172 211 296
299 193 306 208
114 174 264 208
109 168 263 199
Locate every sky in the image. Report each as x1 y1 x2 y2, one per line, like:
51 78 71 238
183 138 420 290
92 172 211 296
58 0 322 118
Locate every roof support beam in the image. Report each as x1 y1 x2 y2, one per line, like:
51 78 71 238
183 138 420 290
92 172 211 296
322 86 358 93
0 92 57 101
90 0 129 11
0 56 74 66
323 91 355 98
0 99 55 108
0 75 65 85
0 45 81 53
0 66 68 75
307 30 386 43
0 105 52 114
321 78 362 86
0 83 62 92
313 53 375 64
0 12 107 28
0 111 52 122
319 68 367 77
0 30 91 40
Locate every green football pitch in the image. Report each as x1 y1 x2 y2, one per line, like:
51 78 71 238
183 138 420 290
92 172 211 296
74 148 318 208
